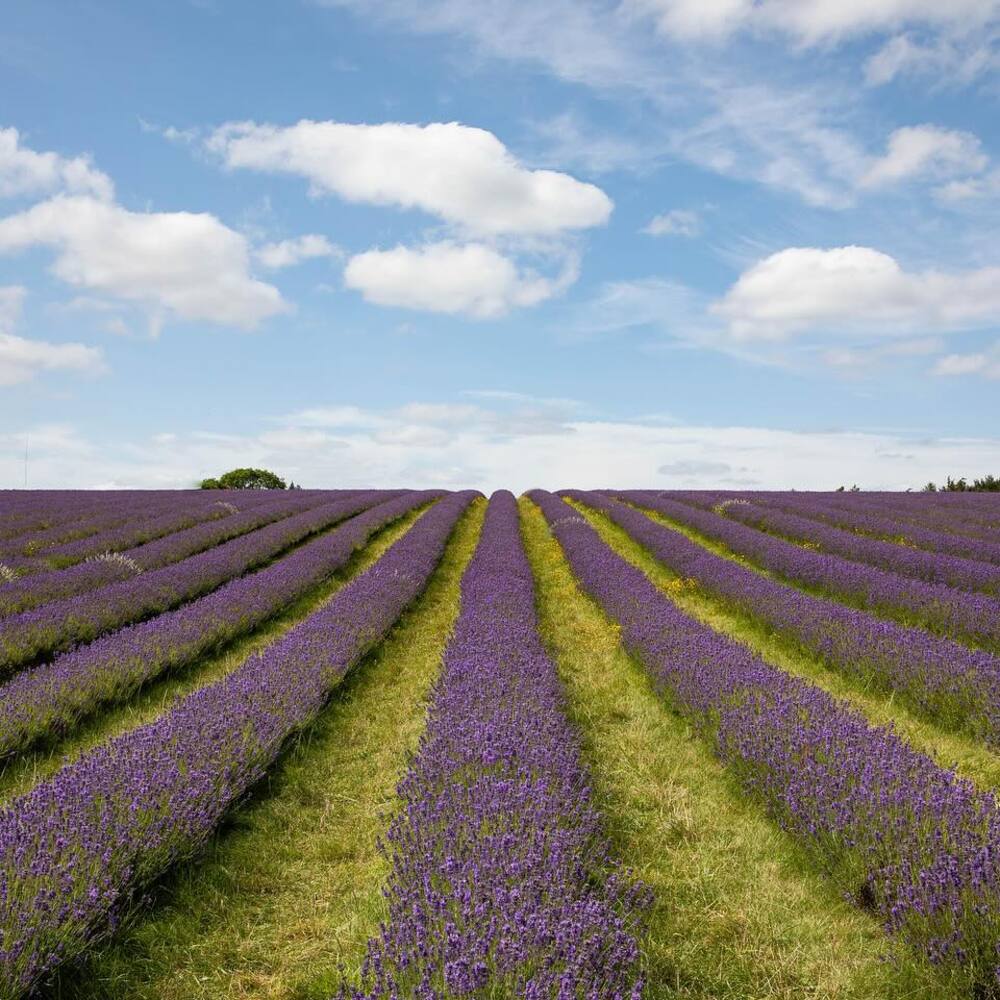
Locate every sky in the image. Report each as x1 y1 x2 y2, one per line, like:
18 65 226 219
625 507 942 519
1 0 999 491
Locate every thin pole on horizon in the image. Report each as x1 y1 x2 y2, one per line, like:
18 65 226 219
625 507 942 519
23 434 28 490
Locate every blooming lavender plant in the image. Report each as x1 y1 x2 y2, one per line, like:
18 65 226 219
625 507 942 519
0 491 233 563
531 490 1000 990
0 491 440 759
344 491 647 999
0 491 386 616
0 490 477 999
567 490 1000 745
749 492 1000 566
614 491 1000 652
701 497 1000 595
0 492 391 672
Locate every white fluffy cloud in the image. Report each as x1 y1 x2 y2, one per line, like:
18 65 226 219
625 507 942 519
713 246 1000 341
0 285 105 386
0 195 287 329
253 234 341 269
861 125 987 188
207 119 612 236
0 127 113 201
343 241 576 317
633 0 1000 43
643 209 700 236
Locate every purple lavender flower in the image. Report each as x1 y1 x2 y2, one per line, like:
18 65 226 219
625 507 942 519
0 491 396 615
566 490 1000 745
605 491 1000 653
531 489 1000 990
0 490 477 998
0 491 440 759
0 492 395 671
345 491 647 999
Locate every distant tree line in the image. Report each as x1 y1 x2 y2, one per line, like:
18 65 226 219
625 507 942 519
922 475 1000 492
198 467 301 490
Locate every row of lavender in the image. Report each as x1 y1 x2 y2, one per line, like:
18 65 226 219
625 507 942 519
805 490 1000 536
0 491 376 616
345 491 647 997
0 490 284 565
535 490 1000 990
0 492 398 671
0 491 439 760
0 491 477 997
0 491 234 546
684 494 1000 595
615 492 1000 653
569 491 1000 747
680 490 1000 560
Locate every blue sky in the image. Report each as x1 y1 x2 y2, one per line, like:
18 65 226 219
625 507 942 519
1 0 999 490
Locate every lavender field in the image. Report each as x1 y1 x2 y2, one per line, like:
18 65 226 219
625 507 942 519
3 487 1000 999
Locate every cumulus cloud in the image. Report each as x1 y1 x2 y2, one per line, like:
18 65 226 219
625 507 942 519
207 119 612 236
643 208 700 236
860 125 987 188
632 0 1000 44
0 285 105 386
253 234 342 269
0 195 287 330
0 127 114 201
343 241 578 317
713 245 1000 341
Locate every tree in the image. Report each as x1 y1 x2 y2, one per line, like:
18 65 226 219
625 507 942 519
199 468 286 490
972 474 1000 492
919 475 999 492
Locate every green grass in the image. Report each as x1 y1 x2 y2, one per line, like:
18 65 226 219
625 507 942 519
50 498 485 1000
570 498 1000 792
0 504 433 804
520 497 958 999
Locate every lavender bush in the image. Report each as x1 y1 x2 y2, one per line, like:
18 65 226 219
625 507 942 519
532 489 1000 991
0 490 477 998
614 491 1000 652
345 491 647 999
567 491 1000 745
0 491 439 758
0 491 385 616
701 497 1000 594
0 492 389 672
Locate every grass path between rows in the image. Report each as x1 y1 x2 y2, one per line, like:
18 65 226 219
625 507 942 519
520 498 954 998
575 499 1000 792
49 498 485 1000
0 503 433 805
